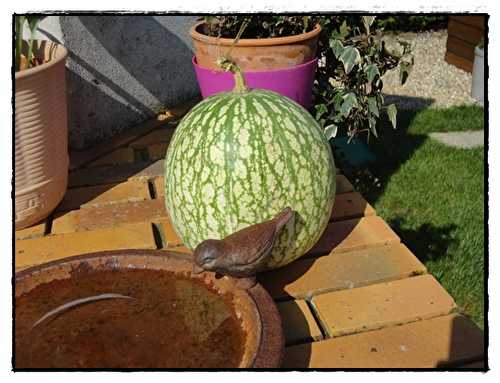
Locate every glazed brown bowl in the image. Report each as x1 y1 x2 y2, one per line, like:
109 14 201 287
15 249 284 368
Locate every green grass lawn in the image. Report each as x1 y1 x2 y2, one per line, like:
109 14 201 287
338 105 485 328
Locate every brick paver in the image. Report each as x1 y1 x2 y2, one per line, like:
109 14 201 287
16 222 156 271
52 199 167 234
312 274 456 337
308 215 400 256
57 180 151 211
277 300 323 345
335 175 355 194
330 192 376 221
129 128 175 150
155 218 183 247
14 105 484 369
259 243 426 300
15 220 46 240
86 147 135 167
148 143 168 161
69 118 166 171
283 314 484 368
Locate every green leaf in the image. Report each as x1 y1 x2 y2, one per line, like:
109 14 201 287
25 16 43 68
377 93 385 106
15 16 26 71
315 103 328 120
204 16 217 24
362 16 376 34
364 63 380 83
339 20 349 39
368 116 378 137
339 46 361 75
329 38 344 59
324 124 338 140
386 104 397 129
340 92 358 117
26 16 42 35
367 96 379 118
399 54 414 85
397 38 412 54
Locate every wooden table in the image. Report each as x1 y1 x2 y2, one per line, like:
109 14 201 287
15 102 485 369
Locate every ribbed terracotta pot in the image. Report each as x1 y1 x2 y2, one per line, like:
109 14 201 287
15 41 69 230
190 21 321 71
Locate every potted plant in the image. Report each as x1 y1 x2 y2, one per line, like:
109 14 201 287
190 15 412 140
313 16 413 141
190 16 322 108
471 38 484 104
15 15 69 229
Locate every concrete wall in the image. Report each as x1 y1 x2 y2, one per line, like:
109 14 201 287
35 15 200 149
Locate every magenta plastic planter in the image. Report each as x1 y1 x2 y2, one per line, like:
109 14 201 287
192 56 318 109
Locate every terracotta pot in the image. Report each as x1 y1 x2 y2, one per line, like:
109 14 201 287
190 21 321 71
15 41 69 229
15 250 284 368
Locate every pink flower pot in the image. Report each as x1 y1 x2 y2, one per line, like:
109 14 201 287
192 56 318 109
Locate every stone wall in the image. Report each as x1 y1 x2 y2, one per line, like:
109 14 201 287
35 15 200 149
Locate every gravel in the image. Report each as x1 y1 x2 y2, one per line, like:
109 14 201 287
381 30 479 110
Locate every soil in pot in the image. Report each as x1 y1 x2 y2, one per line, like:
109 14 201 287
15 268 246 368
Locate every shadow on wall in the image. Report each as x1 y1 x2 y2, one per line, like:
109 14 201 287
59 15 199 149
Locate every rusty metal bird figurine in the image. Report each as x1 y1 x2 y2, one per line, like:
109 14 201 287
192 207 295 289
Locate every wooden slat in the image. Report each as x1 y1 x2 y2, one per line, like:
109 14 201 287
445 51 473 73
448 18 485 45
283 314 484 368
457 360 485 369
446 35 476 61
258 243 425 300
450 15 486 30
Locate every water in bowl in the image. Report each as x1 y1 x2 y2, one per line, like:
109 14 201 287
15 269 246 368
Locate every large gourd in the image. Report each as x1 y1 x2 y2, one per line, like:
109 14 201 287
164 69 336 269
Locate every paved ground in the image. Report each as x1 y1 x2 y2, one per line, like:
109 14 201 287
382 30 479 110
429 130 484 149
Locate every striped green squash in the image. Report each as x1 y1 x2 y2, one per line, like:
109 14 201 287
164 85 336 269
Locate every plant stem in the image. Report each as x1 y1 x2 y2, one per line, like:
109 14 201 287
232 65 247 93
15 16 25 71
27 38 34 68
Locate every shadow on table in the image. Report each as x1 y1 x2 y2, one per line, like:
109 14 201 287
436 314 485 369
256 243 317 367
258 217 363 368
